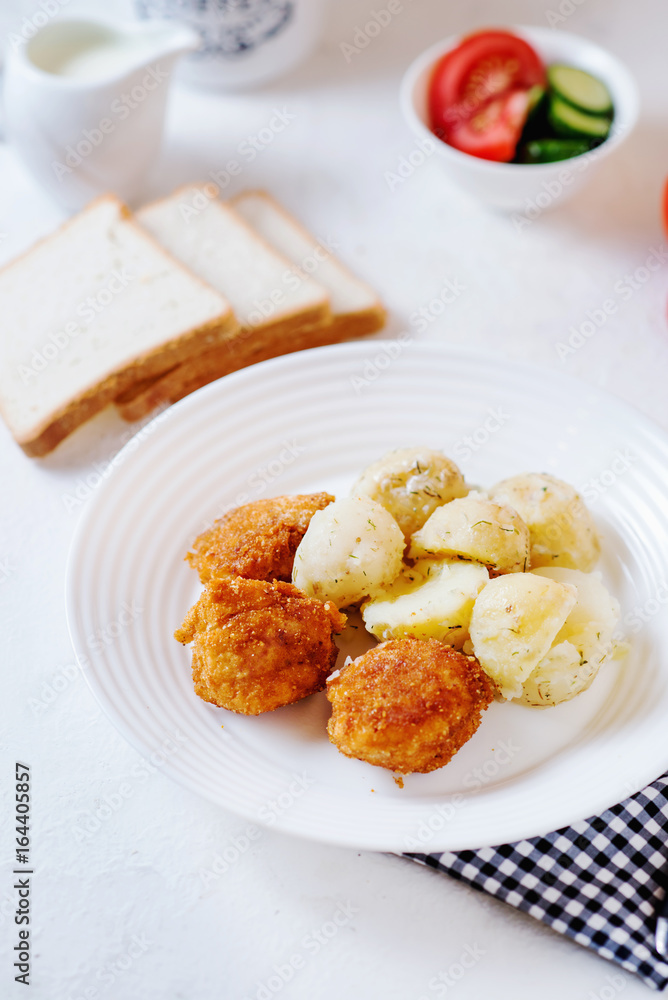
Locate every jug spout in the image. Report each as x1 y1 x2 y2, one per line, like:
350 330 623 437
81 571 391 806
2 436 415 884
124 20 201 72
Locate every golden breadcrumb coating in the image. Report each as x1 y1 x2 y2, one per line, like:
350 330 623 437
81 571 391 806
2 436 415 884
187 493 335 583
326 638 495 774
175 576 346 715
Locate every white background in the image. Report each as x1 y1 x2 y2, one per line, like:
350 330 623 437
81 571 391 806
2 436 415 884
1 0 668 997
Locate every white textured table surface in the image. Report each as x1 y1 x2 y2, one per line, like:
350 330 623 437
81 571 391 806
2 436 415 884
2 0 668 997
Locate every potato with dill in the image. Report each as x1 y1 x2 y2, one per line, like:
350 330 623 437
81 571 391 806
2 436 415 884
468 573 577 699
409 496 530 575
326 637 496 774
518 567 620 707
361 558 489 648
292 496 404 608
488 472 600 571
351 447 468 538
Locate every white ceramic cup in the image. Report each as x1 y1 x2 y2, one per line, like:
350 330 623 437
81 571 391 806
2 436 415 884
134 0 330 90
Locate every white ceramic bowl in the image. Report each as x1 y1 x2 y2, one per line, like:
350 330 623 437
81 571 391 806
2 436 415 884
400 26 639 213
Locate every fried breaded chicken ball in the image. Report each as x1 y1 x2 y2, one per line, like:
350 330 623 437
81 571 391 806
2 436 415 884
175 576 346 715
326 638 496 774
187 493 334 584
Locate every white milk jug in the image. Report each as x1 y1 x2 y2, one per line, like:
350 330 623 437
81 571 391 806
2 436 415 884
3 17 198 210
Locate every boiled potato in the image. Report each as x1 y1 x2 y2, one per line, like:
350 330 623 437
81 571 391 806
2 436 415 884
534 568 619 660
361 559 489 648
488 472 600 571
518 567 620 707
518 643 599 708
292 496 404 608
469 574 577 699
351 447 468 538
409 497 530 575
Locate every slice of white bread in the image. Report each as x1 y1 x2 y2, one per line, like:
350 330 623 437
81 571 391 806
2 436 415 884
135 183 331 338
231 190 386 339
115 189 386 422
0 194 238 456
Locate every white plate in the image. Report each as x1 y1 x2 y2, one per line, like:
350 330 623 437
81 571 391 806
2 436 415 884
66 342 668 851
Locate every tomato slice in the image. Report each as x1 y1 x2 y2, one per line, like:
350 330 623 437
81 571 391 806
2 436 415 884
428 29 546 161
444 87 532 162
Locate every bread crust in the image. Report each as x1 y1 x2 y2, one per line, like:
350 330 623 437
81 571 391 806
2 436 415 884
16 310 236 456
115 309 385 422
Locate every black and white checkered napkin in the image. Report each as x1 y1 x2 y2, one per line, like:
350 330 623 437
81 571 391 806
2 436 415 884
405 773 668 990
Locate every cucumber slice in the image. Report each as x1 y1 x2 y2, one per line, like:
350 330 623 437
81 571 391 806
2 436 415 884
518 85 548 143
547 64 613 115
518 138 593 163
548 96 611 139
527 84 546 115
